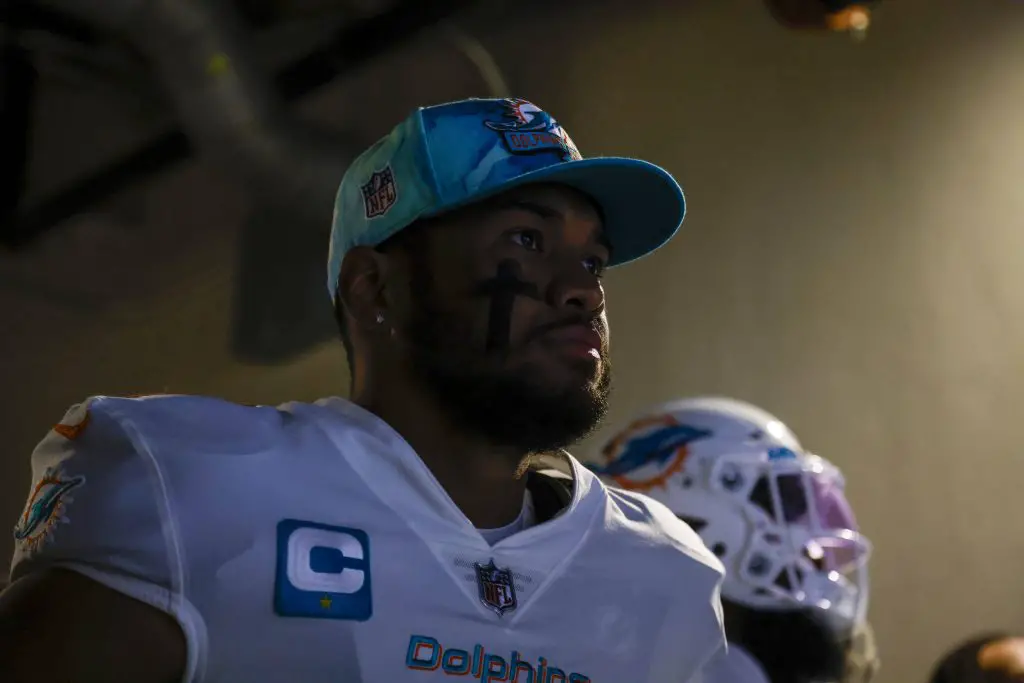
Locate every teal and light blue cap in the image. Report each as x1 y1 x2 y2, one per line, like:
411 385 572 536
327 97 686 299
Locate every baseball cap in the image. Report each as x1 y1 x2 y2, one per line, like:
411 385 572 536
327 97 686 299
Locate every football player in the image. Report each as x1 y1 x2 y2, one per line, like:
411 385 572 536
0 99 726 682
591 396 880 683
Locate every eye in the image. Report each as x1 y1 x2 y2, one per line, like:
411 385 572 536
510 229 544 252
583 256 606 278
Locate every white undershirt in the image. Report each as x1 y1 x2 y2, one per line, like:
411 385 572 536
477 490 536 545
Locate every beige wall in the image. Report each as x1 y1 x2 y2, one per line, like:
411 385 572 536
3 0 1023 681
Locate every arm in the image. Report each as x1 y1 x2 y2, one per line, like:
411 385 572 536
0 567 186 683
0 398 193 683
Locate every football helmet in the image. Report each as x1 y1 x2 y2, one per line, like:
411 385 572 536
591 396 871 636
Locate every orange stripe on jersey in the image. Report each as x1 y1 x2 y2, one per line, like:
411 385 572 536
53 411 90 441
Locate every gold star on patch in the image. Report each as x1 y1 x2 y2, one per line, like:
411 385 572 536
320 595 332 609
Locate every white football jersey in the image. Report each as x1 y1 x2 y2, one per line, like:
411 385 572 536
10 395 726 683
695 644 768 683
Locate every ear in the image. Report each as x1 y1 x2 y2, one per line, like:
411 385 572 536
337 246 390 334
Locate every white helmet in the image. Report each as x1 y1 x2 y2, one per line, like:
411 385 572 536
591 396 871 636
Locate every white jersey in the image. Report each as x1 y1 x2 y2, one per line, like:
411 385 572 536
695 644 768 683
10 395 726 683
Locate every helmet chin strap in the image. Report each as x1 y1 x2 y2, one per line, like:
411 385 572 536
843 623 881 683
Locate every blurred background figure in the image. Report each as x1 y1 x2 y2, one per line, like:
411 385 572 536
930 634 1024 683
762 0 878 38
591 397 880 683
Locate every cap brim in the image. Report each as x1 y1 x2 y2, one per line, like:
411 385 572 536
461 157 686 267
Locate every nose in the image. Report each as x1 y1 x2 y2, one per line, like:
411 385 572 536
549 267 604 315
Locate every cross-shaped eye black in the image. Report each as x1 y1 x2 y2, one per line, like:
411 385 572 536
477 259 543 352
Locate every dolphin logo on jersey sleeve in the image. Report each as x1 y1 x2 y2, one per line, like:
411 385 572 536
14 466 86 555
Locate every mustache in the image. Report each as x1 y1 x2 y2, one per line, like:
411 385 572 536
523 315 608 347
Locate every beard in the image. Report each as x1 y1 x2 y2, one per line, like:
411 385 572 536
401 281 612 456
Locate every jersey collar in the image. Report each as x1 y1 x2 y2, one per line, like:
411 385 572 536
314 397 603 552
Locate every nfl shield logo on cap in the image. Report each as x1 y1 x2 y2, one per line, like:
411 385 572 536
474 559 518 617
360 166 398 219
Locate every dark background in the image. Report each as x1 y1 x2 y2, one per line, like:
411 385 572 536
2 1 1023 681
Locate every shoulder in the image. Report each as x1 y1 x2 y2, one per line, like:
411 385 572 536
18 392 306 529
578 474 727 682
72 394 292 449
602 482 725 577
11 394 351 581
12 394 347 566
40 393 361 463
559 454 724 577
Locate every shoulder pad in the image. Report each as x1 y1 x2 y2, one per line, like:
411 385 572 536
526 469 573 523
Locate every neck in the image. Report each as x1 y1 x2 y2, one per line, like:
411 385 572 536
351 373 528 529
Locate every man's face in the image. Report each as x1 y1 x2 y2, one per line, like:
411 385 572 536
391 183 612 454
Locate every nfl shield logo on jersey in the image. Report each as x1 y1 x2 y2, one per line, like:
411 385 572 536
474 559 517 617
361 166 398 219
